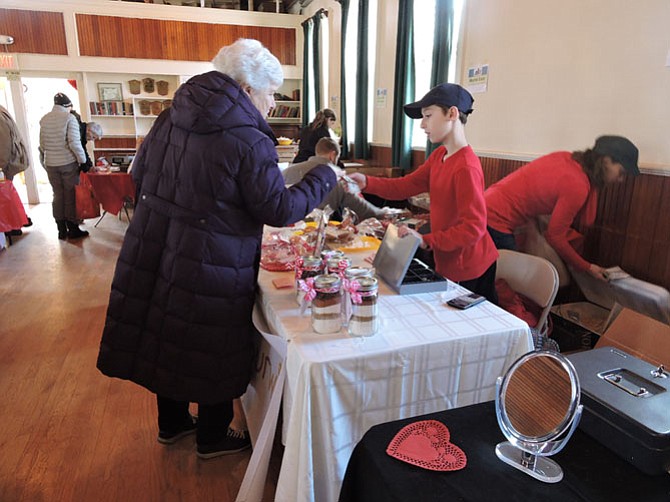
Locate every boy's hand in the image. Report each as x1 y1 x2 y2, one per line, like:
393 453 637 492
397 225 428 249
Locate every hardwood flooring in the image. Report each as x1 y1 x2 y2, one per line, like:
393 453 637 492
0 203 280 502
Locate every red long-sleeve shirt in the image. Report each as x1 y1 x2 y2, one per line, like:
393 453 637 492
365 145 498 282
485 151 596 272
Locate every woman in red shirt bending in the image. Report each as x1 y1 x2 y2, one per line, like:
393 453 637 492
485 135 639 281
349 84 499 303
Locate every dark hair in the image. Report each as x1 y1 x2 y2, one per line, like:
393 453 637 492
310 108 337 130
571 149 607 189
435 105 468 125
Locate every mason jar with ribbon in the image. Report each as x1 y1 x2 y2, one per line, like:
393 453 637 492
295 255 323 307
347 276 379 337
311 274 342 334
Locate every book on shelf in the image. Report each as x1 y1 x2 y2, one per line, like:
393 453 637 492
270 103 300 119
89 101 134 116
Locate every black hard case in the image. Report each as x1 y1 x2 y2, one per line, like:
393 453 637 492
567 347 670 475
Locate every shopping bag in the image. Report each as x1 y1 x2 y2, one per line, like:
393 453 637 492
75 176 101 220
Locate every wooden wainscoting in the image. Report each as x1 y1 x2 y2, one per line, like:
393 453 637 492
0 8 68 55
76 14 296 64
480 156 670 293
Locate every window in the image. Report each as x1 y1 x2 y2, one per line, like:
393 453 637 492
410 0 465 148
343 0 378 146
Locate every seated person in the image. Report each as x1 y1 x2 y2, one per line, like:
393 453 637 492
282 137 390 221
293 108 337 164
485 135 640 281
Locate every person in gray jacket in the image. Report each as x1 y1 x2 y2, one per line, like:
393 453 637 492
282 137 390 221
39 93 88 240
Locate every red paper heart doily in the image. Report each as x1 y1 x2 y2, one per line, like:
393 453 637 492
386 420 467 471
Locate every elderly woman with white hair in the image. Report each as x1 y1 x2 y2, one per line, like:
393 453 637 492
96 38 336 458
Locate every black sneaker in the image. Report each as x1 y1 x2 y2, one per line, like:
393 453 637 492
157 416 197 445
196 428 251 459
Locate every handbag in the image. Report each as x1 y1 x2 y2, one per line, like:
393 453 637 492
75 175 101 220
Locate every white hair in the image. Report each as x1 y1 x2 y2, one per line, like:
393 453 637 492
212 38 283 92
87 122 103 138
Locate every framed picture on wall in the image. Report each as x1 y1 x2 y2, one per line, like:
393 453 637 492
97 82 123 102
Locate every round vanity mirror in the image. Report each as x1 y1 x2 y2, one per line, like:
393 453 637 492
495 350 583 483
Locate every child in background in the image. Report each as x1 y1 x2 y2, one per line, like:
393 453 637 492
348 84 499 303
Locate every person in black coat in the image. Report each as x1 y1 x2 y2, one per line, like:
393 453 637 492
96 38 336 459
293 108 337 163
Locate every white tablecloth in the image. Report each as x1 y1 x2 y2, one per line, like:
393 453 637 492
256 251 532 502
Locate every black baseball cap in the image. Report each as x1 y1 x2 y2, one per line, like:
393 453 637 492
593 135 639 176
54 93 72 107
403 83 474 119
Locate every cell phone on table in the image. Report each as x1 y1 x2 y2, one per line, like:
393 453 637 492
447 293 486 310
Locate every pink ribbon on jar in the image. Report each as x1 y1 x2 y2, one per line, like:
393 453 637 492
294 256 305 281
298 277 317 303
346 279 363 304
337 259 349 277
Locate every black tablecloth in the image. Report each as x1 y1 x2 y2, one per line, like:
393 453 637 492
339 401 670 502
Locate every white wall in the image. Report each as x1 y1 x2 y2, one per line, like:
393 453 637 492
460 0 670 172
371 1 399 145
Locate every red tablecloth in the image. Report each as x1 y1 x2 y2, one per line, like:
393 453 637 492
83 172 136 215
0 180 28 232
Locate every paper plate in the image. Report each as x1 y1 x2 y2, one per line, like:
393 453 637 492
335 235 381 252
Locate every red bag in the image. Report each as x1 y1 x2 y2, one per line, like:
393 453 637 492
75 175 101 220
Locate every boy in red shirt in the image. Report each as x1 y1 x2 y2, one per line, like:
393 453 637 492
349 84 499 303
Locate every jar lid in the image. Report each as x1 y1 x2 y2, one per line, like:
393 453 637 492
327 257 352 269
314 274 341 290
356 276 378 291
321 249 345 260
302 256 323 268
344 266 374 279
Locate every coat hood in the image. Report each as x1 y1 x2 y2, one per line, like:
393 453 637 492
169 71 275 140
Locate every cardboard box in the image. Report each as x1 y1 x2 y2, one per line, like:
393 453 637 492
550 302 608 352
550 268 670 353
595 306 670 369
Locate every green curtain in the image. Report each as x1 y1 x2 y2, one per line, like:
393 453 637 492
312 13 322 112
301 18 313 128
426 0 455 156
339 0 350 158
431 0 454 86
353 0 369 159
391 0 415 170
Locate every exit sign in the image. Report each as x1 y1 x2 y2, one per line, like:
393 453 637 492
0 54 18 70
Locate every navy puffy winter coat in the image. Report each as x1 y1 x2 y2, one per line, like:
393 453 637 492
97 71 335 404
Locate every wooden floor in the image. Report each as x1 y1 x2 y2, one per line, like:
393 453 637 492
0 203 281 502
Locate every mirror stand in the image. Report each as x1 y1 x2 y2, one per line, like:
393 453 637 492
495 441 564 483
494 350 583 484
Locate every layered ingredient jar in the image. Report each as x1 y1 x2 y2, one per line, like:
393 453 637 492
347 276 379 337
311 274 343 334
